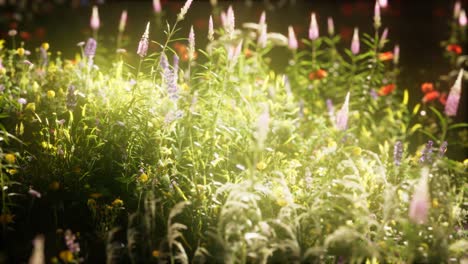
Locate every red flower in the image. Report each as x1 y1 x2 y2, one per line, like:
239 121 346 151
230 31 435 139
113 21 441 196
439 92 447 105
421 82 434 93
378 51 394 61
422 91 440 103
446 44 462 55
19 31 31 40
378 84 396 96
309 69 328 80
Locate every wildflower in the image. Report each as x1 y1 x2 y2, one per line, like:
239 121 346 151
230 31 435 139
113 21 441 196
394 141 403 166
64 229 80 253
227 40 243 65
446 44 462 55
336 92 350 131
177 0 193 21
288 26 298 50
327 17 335 36
445 69 464 116
25 103 36 112
421 82 434 93
454 1 461 18
153 0 162 14
393 45 400 65
379 27 388 48
18 98 27 105
351 27 359 55
258 24 268 48
226 6 235 39
256 161 267 171
137 22 150 58
422 91 440 103
419 140 434 164
138 173 149 183
47 90 56 99
152 250 160 257
0 214 14 224
378 84 396 96
0 39 4 50
352 147 362 156
41 42 49 51
409 168 430 224
59 250 74 262
188 26 195 61
309 13 319 40
309 69 327 80
112 198 124 207
84 38 97 57
28 188 42 198
439 141 448 157
459 9 467 26
4 153 16 164
379 0 388 8
90 6 100 31
118 10 128 32
374 0 381 29
8 29 17 37
17 47 25 56
49 181 60 190
208 16 214 41
378 51 393 61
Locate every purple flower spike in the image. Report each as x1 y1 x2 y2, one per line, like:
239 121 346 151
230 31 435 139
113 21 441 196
153 0 162 14
379 27 388 48
309 13 319 40
351 27 360 55
137 22 150 58
208 15 214 41
445 69 464 117
288 26 298 50
419 140 434 164
84 38 97 57
327 17 334 36
90 6 100 31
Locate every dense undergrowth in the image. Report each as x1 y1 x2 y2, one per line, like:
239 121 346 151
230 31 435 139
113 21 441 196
0 1 467 263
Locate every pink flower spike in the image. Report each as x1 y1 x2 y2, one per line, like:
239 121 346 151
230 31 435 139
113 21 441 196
409 168 430 224
29 188 42 198
379 0 388 9
220 11 227 27
445 69 464 117
90 6 100 31
188 26 195 60
309 13 319 40
177 0 193 21
351 27 360 55
379 27 388 48
153 0 162 14
459 9 467 27
259 11 266 26
226 6 235 39
208 15 214 41
288 26 298 50
454 1 461 19
336 92 350 131
327 17 334 36
374 0 381 28
393 44 400 65
137 22 150 58
118 10 128 33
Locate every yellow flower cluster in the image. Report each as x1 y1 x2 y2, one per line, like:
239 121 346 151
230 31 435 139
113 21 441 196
4 153 16 164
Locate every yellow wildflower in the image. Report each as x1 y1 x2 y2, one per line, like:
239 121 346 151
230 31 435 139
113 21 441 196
25 103 36 112
16 48 25 56
47 90 56 99
432 198 439 208
152 250 160 257
49 181 60 190
7 169 18 175
138 173 149 183
277 198 288 207
352 147 362 156
59 250 74 262
0 214 14 224
256 161 267 171
4 153 16 164
112 198 124 207
0 67 6 75
464 159 468 167
0 39 4 50
41 42 49 51
181 83 189 91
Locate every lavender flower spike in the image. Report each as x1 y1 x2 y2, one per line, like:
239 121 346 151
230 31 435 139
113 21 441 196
445 69 464 116
409 167 430 224
454 1 461 19
226 6 235 40
137 22 150 58
258 24 268 48
374 0 381 29
90 5 100 31
177 0 193 21
288 26 298 50
419 140 434 164
327 17 335 36
379 0 388 9
351 27 360 55
393 44 400 65
379 27 388 48
208 15 214 41
188 26 195 60
119 10 128 33
153 0 162 14
394 141 403 166
84 38 97 58
309 13 319 40
336 92 350 131
459 9 467 27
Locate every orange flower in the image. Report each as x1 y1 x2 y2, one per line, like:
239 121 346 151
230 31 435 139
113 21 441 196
309 69 328 80
378 51 394 61
174 42 197 61
446 44 462 55
244 48 253 58
421 82 434 93
378 84 396 96
422 91 440 103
